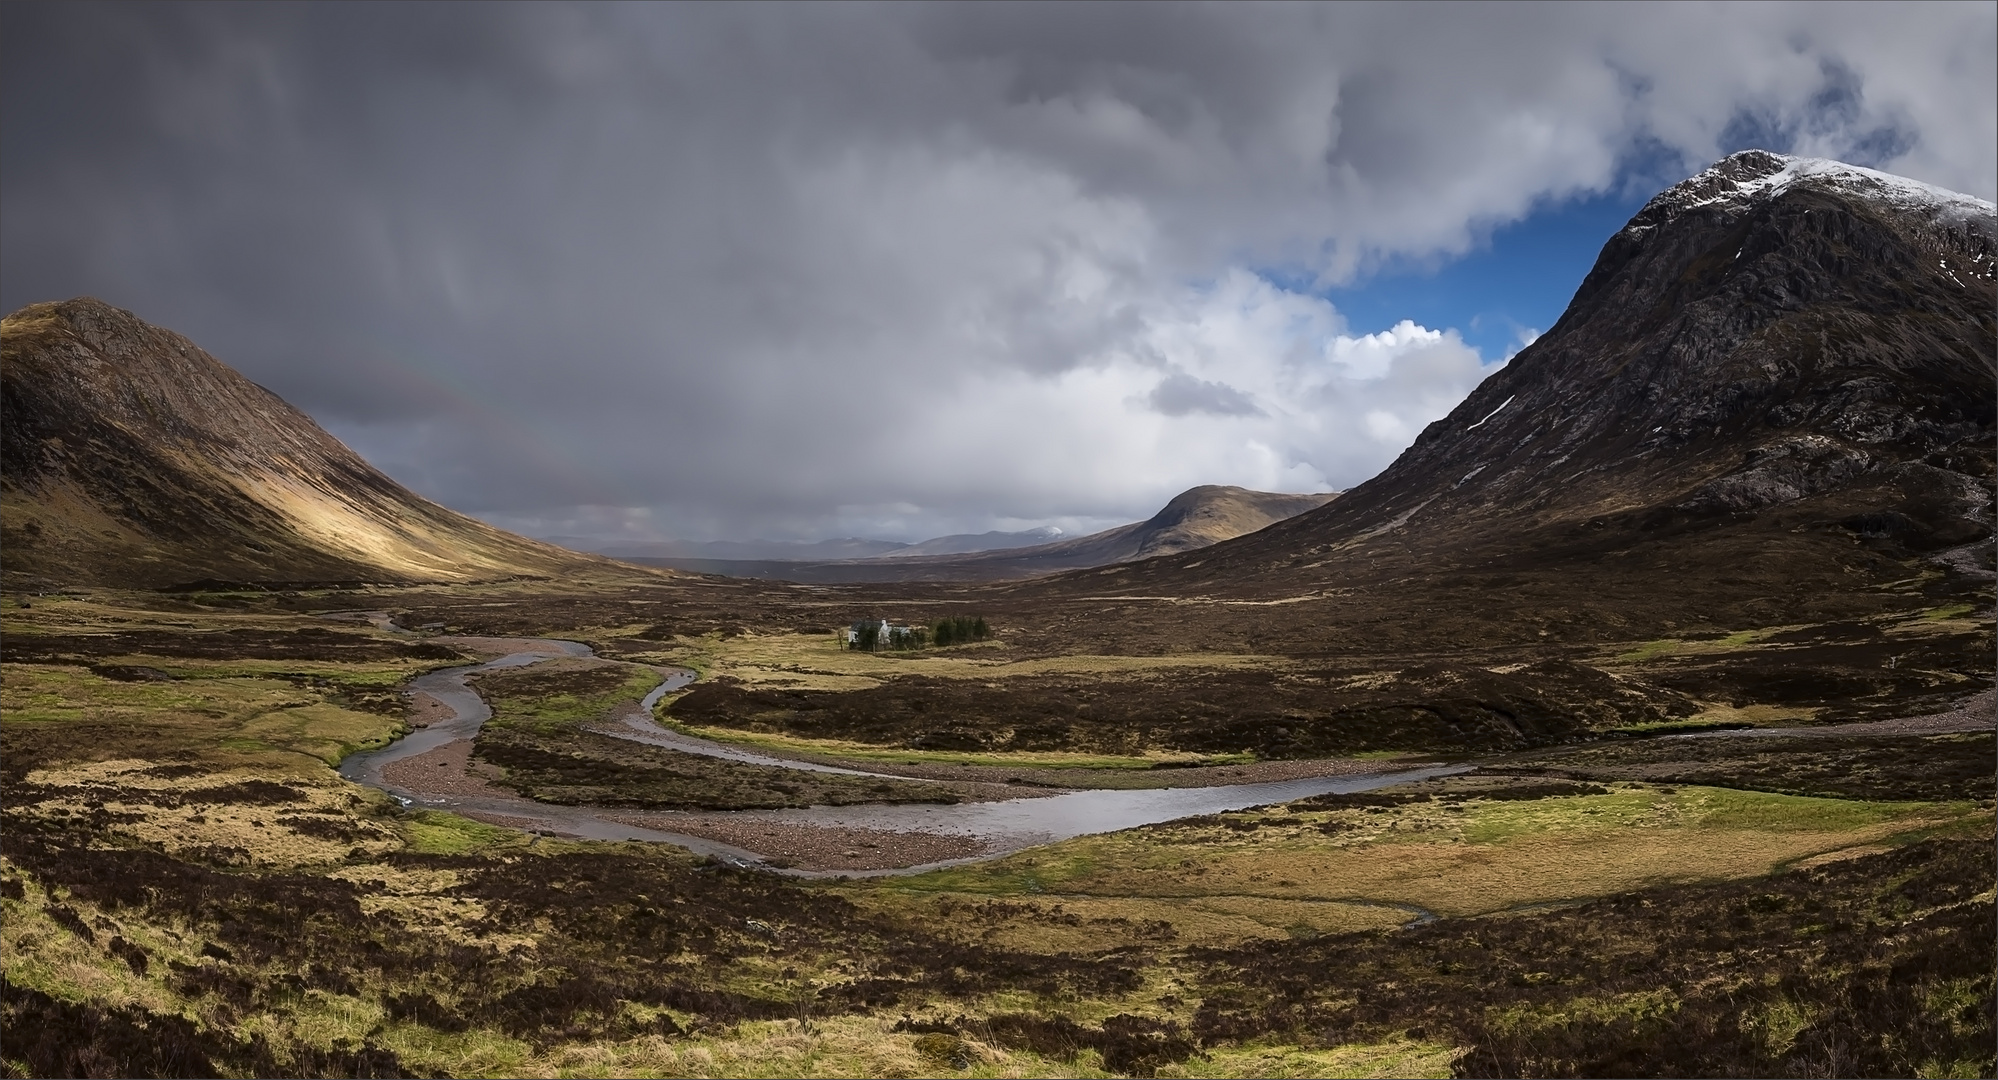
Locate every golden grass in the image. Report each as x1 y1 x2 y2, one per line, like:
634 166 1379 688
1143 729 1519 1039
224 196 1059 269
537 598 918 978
854 892 1407 954
628 630 1289 692
19 758 402 869
1161 1037 1462 1079
1678 702 1824 727
0 855 230 1020
326 858 538 953
385 1013 1112 1079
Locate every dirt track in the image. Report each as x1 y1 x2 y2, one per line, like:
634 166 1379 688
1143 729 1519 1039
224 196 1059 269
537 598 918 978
1685 687 1996 740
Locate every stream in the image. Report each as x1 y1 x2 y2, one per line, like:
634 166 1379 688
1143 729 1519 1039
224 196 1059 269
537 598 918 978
339 642 1470 877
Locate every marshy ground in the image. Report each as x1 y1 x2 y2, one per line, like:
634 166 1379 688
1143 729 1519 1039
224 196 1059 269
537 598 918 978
2 578 1991 1078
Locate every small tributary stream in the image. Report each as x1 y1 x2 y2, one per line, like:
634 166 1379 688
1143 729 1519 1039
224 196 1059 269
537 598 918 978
339 642 1469 877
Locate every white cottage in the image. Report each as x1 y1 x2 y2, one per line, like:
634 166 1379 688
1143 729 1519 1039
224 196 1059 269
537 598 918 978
846 617 920 649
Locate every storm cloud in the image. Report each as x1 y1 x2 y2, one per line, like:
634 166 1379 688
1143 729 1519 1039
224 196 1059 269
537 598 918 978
4 2 1992 541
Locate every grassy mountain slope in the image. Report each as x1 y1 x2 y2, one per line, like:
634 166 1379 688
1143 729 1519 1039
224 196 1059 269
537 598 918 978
1 298 620 589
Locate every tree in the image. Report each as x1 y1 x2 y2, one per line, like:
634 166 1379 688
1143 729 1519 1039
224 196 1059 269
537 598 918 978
930 615 991 647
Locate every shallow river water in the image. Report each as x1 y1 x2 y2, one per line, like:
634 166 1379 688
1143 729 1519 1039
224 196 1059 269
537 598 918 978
340 644 1468 876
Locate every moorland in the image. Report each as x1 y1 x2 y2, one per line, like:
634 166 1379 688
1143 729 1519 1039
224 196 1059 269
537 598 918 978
3 563 1991 1078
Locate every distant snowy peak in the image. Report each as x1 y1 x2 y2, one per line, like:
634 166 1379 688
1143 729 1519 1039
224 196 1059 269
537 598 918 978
1630 150 1996 239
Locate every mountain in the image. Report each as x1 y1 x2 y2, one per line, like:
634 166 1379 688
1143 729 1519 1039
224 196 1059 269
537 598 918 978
969 485 1339 568
886 527 1066 558
552 527 1065 563
618 485 1338 582
1 298 615 589
562 536 911 562
1038 153 1995 635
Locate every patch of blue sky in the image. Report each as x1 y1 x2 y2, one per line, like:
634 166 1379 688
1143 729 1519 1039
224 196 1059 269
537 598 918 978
1313 99 1922 364
1320 185 1654 363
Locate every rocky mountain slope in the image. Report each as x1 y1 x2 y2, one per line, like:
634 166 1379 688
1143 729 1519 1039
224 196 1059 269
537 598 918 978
620 485 1336 582
1 298 613 589
1035 153 1994 634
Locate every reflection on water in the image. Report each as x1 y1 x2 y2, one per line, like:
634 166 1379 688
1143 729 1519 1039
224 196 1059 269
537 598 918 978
338 640 592 790
611 713 898 778
340 642 1466 876
727 767 1467 850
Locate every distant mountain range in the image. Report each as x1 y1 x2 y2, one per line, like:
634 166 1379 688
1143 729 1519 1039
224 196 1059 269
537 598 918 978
584 485 1338 582
546 526 1067 563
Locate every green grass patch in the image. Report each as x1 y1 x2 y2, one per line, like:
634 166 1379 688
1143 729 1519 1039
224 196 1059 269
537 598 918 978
478 663 663 738
398 811 521 855
1616 638 1684 662
0 665 236 724
1456 788 1673 843
886 849 1103 897
238 703 406 765
1615 627 1777 662
1680 787 1929 832
0 664 408 769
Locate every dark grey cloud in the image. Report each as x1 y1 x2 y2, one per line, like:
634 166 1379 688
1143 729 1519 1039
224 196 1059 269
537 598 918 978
1148 372 1263 418
4 2 1991 541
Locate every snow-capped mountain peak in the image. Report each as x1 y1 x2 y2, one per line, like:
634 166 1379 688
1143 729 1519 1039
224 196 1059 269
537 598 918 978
1632 150 1995 238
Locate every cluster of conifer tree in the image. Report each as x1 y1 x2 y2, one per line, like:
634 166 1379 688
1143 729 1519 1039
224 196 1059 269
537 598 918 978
929 615 991 647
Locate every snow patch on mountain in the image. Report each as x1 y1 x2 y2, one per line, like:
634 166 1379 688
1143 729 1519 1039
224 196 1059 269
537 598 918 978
1628 150 1996 243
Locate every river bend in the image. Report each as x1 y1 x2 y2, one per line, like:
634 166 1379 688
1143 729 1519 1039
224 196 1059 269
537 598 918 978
340 642 1469 876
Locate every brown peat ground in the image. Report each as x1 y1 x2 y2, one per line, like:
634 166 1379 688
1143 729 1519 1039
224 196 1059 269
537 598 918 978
3 578 1989 1078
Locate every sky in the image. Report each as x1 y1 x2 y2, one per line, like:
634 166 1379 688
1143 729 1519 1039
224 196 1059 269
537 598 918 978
4 3 1994 544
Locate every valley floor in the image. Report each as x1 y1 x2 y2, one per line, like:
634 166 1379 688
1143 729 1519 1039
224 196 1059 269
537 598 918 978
2 582 1991 1078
